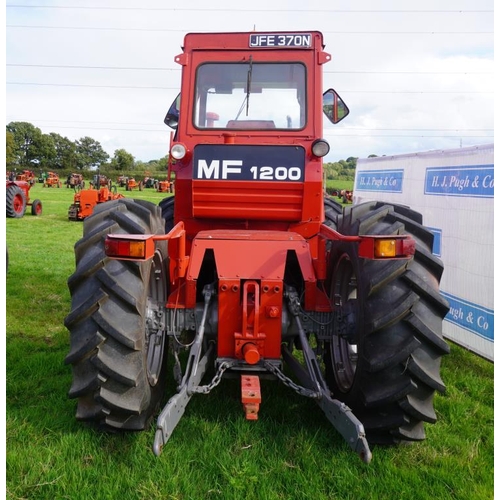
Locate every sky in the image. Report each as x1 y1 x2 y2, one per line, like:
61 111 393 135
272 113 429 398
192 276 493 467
4 0 495 164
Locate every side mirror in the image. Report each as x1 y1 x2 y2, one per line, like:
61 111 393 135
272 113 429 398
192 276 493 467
164 93 181 129
323 89 349 124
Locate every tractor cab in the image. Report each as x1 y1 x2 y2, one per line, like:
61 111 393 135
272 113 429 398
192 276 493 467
164 32 349 242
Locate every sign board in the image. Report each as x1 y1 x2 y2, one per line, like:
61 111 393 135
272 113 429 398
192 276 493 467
353 144 494 361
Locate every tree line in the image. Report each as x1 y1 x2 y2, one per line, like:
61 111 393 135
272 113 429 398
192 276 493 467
6 121 168 174
7 120 371 179
324 156 358 181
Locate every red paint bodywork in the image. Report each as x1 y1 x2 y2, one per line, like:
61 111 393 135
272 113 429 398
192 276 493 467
171 31 329 242
166 31 333 361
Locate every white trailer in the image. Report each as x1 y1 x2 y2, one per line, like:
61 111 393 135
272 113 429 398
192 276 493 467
353 144 494 361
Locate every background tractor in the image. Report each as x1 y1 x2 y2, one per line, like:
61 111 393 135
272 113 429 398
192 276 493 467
43 171 62 188
7 169 37 185
157 179 173 193
68 183 124 221
143 176 159 189
90 174 111 188
65 31 449 464
6 180 42 218
66 173 85 189
125 177 143 191
116 175 128 187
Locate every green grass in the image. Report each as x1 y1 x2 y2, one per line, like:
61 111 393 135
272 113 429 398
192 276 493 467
6 182 494 500
325 179 353 192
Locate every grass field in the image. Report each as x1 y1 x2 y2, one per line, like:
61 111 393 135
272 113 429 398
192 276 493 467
6 182 494 500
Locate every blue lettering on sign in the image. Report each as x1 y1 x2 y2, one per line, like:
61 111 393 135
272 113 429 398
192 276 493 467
426 226 442 257
249 33 312 48
442 292 494 341
193 144 305 181
424 164 494 198
355 169 404 193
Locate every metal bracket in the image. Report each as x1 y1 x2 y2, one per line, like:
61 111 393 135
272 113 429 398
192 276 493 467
283 287 372 464
153 285 214 456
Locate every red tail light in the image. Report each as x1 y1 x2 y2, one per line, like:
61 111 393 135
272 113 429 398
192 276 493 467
105 235 155 260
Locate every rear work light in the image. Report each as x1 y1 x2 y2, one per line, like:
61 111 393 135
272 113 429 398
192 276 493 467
105 234 155 261
170 143 187 160
311 139 330 158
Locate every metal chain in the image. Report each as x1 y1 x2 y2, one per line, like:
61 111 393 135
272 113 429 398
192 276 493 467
192 358 321 399
263 360 321 399
192 360 237 394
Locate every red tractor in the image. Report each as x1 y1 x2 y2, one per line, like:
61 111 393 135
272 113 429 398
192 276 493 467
14 170 36 185
65 31 449 463
6 180 42 218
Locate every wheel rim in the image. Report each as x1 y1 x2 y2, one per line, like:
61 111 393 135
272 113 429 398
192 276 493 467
13 194 24 214
145 251 167 386
330 253 359 392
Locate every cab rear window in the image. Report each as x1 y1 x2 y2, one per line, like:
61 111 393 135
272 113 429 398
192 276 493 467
193 62 306 130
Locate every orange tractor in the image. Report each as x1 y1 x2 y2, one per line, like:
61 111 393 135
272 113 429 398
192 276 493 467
157 179 173 193
125 177 143 191
43 171 62 188
65 31 449 463
68 184 124 221
6 180 42 218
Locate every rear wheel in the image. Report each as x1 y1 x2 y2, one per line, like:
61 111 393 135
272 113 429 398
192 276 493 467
325 201 450 444
64 198 169 430
6 185 26 218
324 196 343 228
159 196 175 232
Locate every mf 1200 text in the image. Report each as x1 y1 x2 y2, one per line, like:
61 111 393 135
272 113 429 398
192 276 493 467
196 160 303 181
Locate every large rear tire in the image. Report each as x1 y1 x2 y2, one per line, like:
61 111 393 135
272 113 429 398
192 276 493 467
64 198 169 430
159 196 175 232
324 195 343 229
325 201 450 444
6 185 26 218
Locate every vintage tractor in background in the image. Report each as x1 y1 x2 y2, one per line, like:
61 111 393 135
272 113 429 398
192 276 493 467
8 169 37 185
43 171 62 188
68 184 124 221
339 189 353 203
65 31 449 464
143 177 159 189
125 177 143 191
157 179 173 193
6 179 42 218
90 174 111 189
116 175 128 187
66 173 85 189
